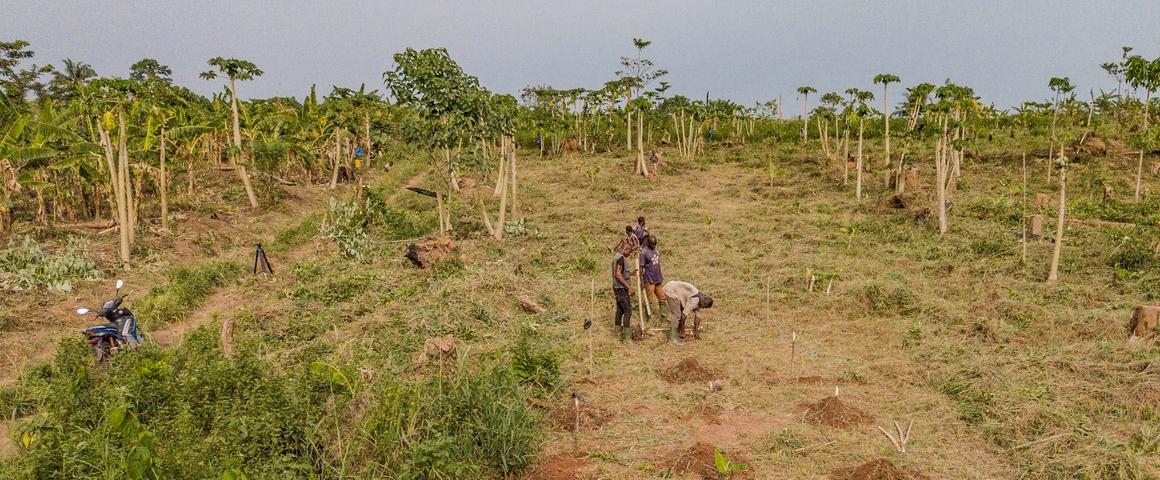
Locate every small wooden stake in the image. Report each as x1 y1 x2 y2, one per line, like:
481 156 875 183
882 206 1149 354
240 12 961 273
1021 153 1027 263
587 280 595 375
790 331 798 378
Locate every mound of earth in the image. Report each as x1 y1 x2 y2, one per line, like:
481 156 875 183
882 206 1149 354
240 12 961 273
658 442 749 479
832 458 929 480
403 237 458 268
548 399 614 432
660 357 723 384
523 456 593 480
802 396 871 428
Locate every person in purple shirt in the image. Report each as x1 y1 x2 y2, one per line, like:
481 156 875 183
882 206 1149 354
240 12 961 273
639 235 665 318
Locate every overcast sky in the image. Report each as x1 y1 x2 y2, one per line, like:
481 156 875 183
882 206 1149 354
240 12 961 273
5 0 1160 109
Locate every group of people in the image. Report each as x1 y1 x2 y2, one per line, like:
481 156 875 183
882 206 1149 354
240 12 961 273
609 217 714 345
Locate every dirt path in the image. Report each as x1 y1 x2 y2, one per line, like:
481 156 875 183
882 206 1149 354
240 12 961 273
0 420 12 460
0 179 359 386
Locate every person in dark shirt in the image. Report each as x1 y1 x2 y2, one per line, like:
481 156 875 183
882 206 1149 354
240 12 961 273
634 217 648 245
639 235 665 318
611 252 634 341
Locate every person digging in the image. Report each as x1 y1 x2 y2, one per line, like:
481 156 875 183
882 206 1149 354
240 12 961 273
611 249 635 342
662 280 714 344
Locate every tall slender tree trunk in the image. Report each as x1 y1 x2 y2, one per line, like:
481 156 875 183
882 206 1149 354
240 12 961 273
801 94 809 143
118 112 135 247
842 128 850 185
229 78 260 209
363 112 372 166
637 111 649 176
102 119 131 267
626 109 632 151
883 85 891 168
1046 162 1066 285
160 126 169 230
936 116 949 235
329 135 341 189
496 146 508 241
509 139 519 221
1135 90 1152 200
856 118 864 199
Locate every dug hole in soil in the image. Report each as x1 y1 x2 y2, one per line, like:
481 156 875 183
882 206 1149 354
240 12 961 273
548 399 614 433
657 442 750 480
832 458 930 480
660 357 724 384
801 395 872 428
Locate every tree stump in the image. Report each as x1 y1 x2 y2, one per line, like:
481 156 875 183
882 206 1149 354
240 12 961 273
1129 306 1159 340
1033 193 1051 208
904 167 919 191
1102 185 1114 206
1029 214 1044 238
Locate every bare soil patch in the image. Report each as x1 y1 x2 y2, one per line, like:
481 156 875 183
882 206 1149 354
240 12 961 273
548 399 614 432
657 442 750 479
660 357 723 384
523 455 593 480
832 458 929 480
802 396 872 428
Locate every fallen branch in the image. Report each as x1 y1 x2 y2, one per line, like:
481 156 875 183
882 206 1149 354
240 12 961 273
56 220 116 230
793 440 836 453
1013 432 1073 450
877 419 913 454
1067 218 1140 229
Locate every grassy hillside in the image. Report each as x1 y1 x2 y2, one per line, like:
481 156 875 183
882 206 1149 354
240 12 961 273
2 136 1159 478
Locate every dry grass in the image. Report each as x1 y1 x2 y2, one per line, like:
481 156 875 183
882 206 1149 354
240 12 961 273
4 139 1158 478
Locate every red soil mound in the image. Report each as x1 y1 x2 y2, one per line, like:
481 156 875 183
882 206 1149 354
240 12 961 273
660 357 722 384
658 442 750 479
802 396 871 428
832 458 929 480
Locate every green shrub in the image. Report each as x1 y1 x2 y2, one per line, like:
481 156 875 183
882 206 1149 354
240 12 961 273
0 236 101 292
510 327 562 393
319 197 372 261
360 363 542 478
319 189 430 261
1107 235 1157 272
136 260 243 327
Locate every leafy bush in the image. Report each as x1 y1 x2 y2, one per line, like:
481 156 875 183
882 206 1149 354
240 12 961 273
509 327 562 393
320 197 372 261
359 363 542 478
135 260 243 327
0 236 101 292
319 189 429 261
5 329 321 479
1107 235 1157 272
1072 198 1160 225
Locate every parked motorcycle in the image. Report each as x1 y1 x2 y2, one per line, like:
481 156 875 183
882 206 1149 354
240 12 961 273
77 279 142 361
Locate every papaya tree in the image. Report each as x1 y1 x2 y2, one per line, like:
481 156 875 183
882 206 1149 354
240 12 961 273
1047 76 1074 180
199 57 263 209
797 86 816 143
1124 54 1160 198
873 73 900 168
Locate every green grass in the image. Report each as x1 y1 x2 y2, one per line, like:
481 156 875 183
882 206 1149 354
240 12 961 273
135 260 244 328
